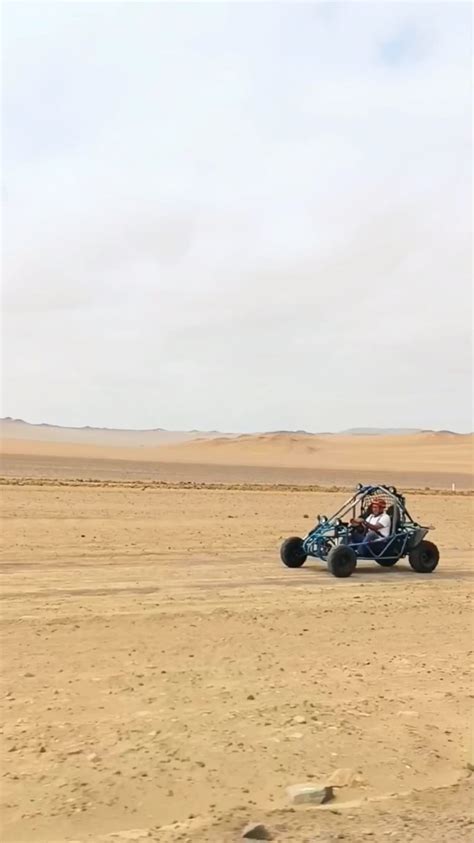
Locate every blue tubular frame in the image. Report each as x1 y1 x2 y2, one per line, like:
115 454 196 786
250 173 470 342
301 484 429 563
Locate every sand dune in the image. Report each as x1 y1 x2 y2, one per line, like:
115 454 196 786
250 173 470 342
155 431 473 474
1 437 168 462
1 430 472 484
2 418 472 490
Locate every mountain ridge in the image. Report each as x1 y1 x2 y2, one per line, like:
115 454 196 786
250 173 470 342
0 417 466 438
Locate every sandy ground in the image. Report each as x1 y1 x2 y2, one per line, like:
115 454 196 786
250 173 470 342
1 476 473 843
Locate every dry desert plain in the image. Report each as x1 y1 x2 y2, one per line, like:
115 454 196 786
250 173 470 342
0 427 473 843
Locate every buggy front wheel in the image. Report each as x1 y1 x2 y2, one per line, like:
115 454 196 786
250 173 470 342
280 537 307 568
408 540 439 573
327 545 357 578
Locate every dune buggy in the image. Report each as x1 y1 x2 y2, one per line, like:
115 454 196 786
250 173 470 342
280 484 439 578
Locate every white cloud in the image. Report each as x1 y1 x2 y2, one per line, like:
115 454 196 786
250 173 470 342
1 1 472 431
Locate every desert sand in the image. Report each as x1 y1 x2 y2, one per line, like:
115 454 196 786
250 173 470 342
1 422 473 490
0 428 473 842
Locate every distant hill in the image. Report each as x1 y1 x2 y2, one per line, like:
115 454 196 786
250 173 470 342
0 418 467 445
0 417 235 446
341 427 425 436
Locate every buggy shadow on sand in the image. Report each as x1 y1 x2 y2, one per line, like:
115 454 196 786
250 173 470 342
280 484 439 578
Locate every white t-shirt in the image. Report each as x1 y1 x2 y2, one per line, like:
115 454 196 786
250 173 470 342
366 512 391 538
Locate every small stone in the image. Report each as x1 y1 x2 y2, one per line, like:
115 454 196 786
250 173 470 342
242 822 273 840
327 768 355 788
286 783 333 805
293 715 306 725
87 753 99 762
397 710 419 718
247 695 255 701
23 672 35 678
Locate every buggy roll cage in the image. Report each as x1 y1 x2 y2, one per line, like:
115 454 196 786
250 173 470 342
302 484 431 561
317 484 413 525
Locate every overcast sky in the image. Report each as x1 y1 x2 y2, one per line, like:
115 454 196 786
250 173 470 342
2 2 472 432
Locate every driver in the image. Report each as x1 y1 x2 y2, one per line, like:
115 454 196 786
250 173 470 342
350 498 391 545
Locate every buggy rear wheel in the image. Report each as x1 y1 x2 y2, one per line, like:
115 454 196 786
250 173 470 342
376 558 398 567
408 540 439 573
280 536 307 568
327 545 357 578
